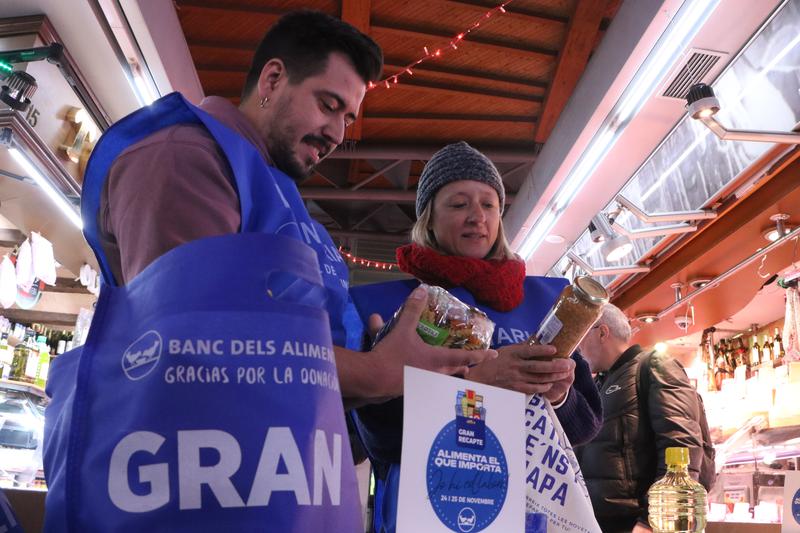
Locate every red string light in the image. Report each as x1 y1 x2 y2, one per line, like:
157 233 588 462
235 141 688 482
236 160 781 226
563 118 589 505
338 247 398 271
367 0 515 91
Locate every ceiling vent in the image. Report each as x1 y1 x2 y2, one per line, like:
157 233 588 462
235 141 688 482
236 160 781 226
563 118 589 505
661 48 727 100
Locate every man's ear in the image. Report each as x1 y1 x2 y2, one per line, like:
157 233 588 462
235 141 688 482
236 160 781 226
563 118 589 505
257 58 285 101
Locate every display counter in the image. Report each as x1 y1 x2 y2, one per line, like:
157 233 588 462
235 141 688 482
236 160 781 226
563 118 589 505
707 522 780 533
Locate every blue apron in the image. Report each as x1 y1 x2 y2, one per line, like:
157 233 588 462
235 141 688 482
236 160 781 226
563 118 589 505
349 277 567 533
44 93 362 532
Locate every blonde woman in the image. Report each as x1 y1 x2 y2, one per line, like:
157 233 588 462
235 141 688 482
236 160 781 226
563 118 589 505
350 142 602 533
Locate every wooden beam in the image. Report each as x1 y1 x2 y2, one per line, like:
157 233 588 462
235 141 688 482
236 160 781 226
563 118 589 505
340 0 371 143
382 77 542 103
444 0 568 25
534 0 608 144
383 60 548 89
176 1 286 16
187 38 254 52
0 308 78 327
372 20 559 59
51 277 90 294
364 112 536 123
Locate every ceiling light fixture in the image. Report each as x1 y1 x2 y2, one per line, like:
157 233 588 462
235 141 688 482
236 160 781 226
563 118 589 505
0 71 36 112
602 235 634 262
686 83 800 144
516 0 720 260
636 313 660 324
685 83 720 119
588 221 605 243
688 277 713 290
671 282 684 302
762 213 793 242
592 213 634 262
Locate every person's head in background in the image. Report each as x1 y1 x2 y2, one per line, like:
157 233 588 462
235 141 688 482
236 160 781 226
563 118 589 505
239 10 383 181
579 303 632 373
410 142 516 261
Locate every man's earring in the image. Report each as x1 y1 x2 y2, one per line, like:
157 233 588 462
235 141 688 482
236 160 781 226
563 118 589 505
259 96 270 108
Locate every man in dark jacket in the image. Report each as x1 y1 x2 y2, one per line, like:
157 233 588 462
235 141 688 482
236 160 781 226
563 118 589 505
575 304 706 533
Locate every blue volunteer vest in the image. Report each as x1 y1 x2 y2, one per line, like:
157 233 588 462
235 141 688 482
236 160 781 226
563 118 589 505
349 277 567 533
43 92 362 532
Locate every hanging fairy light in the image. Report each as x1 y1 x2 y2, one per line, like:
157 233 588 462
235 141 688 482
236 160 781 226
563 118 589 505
339 247 398 271
367 0 515 91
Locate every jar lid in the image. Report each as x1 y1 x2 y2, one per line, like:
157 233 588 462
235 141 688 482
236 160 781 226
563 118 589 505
573 276 609 305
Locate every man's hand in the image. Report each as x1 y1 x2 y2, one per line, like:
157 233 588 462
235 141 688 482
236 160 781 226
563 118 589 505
368 285 498 397
468 343 575 402
632 521 652 533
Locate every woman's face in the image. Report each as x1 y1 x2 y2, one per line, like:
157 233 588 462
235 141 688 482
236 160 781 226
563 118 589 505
431 180 501 259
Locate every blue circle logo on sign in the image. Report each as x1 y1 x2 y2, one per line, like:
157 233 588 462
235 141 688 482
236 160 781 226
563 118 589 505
793 488 800 524
426 420 508 532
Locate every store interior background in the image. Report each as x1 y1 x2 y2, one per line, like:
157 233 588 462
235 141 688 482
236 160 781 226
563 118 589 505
0 0 799 531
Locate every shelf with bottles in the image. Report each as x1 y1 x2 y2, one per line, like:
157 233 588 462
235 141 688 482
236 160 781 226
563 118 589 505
0 320 75 390
700 319 789 391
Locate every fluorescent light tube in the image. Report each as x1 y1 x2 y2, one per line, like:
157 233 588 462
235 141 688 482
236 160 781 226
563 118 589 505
9 148 83 229
517 0 720 261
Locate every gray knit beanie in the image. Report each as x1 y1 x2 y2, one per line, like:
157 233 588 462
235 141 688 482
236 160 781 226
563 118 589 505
416 142 505 217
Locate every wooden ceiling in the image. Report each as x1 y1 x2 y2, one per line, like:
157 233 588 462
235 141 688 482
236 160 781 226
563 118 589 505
174 0 621 278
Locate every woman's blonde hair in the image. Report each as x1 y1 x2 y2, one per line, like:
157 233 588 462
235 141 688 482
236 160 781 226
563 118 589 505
410 200 516 260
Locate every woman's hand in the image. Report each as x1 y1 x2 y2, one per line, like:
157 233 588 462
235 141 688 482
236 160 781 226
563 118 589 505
366 286 498 397
468 342 576 403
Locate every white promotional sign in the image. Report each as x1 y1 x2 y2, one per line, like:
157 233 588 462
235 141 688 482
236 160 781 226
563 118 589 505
524 394 600 533
397 367 526 533
783 471 800 532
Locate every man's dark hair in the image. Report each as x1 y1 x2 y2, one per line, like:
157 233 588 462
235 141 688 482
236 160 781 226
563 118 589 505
242 10 383 99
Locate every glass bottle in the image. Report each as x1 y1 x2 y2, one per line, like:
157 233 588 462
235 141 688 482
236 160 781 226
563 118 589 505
761 334 773 364
528 276 609 358
648 447 707 533
750 335 761 367
773 328 785 367
10 336 30 381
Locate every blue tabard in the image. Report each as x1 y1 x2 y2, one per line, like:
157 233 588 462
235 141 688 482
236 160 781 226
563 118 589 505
43 93 362 532
349 276 568 533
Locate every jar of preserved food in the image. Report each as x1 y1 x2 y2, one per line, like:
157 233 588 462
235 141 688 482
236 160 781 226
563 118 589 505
528 276 609 357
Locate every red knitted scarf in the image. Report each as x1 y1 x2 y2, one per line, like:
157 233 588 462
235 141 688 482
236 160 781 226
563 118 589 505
396 243 525 312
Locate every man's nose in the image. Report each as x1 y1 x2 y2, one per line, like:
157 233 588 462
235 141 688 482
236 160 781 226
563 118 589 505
323 118 346 146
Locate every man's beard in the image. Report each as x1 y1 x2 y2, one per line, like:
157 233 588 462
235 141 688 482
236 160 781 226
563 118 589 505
264 105 328 182
269 137 311 182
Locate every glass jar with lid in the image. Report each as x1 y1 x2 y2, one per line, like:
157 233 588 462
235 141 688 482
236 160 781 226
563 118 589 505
529 276 609 357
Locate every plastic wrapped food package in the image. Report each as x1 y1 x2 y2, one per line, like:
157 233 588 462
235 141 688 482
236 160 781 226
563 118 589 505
374 284 495 350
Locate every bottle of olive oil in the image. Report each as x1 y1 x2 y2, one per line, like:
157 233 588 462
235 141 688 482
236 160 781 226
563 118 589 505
648 447 707 533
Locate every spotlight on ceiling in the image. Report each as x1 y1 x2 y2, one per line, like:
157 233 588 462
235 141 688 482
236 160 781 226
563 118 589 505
762 213 793 242
592 213 633 262
688 277 714 290
686 83 720 119
602 235 634 262
0 70 36 112
636 313 660 324
588 221 605 243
